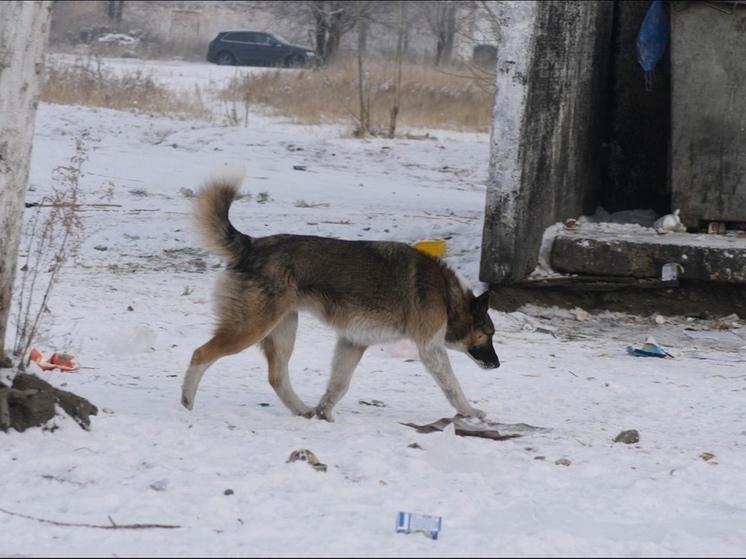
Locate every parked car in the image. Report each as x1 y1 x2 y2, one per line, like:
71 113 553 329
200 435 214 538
207 30 316 68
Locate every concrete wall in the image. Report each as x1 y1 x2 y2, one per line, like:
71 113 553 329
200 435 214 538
670 3 746 227
50 1 298 48
479 1 614 284
123 1 277 45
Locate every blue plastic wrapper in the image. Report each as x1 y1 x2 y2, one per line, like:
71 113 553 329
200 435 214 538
627 336 673 358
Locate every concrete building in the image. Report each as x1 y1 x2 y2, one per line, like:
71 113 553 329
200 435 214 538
480 0 746 315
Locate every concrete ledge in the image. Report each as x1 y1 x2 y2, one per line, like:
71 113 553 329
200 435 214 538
489 279 746 318
550 226 746 283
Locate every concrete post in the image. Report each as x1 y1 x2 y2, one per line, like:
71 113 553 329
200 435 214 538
479 1 614 284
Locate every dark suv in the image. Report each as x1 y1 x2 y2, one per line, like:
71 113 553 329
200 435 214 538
207 31 316 68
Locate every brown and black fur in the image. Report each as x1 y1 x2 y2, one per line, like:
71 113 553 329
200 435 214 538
181 174 499 421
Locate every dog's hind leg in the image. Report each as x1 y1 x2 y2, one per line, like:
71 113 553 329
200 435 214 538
181 320 278 411
315 337 367 422
417 338 485 419
260 311 315 417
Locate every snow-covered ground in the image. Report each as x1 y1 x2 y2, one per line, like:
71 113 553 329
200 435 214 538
2 56 746 558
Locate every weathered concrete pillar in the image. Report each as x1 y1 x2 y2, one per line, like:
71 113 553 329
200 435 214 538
479 1 614 284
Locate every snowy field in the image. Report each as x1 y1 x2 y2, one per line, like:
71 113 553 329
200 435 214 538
2 55 746 558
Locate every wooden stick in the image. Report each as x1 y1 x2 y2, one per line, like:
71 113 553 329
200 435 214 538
0 507 180 530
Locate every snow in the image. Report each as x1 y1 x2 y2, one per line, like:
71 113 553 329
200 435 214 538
3 56 746 558
97 34 139 46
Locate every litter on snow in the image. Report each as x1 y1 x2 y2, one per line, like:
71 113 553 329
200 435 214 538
396 511 442 540
28 348 80 372
627 336 674 358
401 415 549 441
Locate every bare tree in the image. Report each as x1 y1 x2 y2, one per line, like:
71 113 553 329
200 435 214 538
107 0 124 24
415 0 477 66
354 2 370 136
457 1 501 93
0 1 53 368
258 0 383 64
310 1 389 63
436 1 457 65
312 0 348 62
388 0 406 138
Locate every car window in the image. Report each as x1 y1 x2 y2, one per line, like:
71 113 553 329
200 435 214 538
269 33 290 45
223 32 255 44
254 33 273 45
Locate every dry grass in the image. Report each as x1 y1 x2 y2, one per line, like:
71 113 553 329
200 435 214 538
41 57 212 121
226 56 494 134
41 53 494 134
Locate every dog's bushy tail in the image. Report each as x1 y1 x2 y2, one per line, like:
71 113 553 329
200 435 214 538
194 173 250 265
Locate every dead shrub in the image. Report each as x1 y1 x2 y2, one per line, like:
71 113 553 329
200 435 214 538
13 136 90 368
41 55 211 121
222 55 494 134
41 52 493 133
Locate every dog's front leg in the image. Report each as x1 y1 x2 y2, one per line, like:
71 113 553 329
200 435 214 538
315 337 367 422
417 341 485 419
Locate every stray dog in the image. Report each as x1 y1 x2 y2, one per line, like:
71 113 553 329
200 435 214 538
181 174 500 421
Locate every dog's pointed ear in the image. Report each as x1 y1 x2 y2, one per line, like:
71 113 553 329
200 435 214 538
471 291 491 315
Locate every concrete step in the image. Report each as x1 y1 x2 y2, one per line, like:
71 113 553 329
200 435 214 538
551 225 746 284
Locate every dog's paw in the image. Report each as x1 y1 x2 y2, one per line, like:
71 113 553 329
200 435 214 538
181 395 194 410
298 407 316 419
461 406 485 419
315 406 335 423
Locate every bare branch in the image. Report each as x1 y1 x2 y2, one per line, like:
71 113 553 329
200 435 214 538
0 507 180 530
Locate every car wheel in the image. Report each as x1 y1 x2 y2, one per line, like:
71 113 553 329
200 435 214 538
215 51 236 66
284 55 305 69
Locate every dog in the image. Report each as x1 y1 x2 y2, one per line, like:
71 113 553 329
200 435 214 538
181 174 500 421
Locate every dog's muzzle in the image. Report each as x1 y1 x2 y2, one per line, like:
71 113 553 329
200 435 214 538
469 346 500 369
